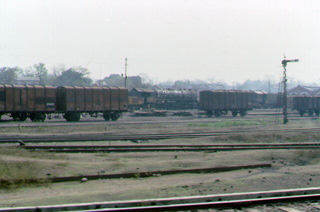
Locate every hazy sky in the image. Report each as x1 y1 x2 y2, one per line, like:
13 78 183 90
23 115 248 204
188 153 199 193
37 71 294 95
1 0 319 84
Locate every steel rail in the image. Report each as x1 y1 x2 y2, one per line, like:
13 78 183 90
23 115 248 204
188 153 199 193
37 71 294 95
20 142 320 148
1 187 320 212
1 127 320 143
82 194 320 211
19 143 320 153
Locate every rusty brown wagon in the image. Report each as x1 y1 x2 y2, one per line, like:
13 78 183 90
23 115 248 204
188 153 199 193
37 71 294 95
0 85 56 121
56 86 128 121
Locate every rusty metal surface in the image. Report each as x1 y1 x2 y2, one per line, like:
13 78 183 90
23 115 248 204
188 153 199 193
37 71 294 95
56 86 128 112
0 85 56 113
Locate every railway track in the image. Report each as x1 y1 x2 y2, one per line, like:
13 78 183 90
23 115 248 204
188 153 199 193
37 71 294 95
19 143 320 153
1 127 320 143
1 164 271 184
0 109 308 128
2 187 320 211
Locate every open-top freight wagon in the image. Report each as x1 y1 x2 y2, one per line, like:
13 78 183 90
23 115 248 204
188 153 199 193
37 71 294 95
199 90 254 117
0 85 128 122
292 96 320 116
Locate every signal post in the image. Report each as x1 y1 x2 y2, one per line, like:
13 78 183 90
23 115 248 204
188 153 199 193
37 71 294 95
281 57 299 124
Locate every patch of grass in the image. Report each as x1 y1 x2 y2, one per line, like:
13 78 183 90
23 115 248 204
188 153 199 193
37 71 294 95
109 158 127 170
188 120 259 128
0 161 49 189
291 150 320 165
0 147 57 189
226 134 257 142
215 132 320 143
0 147 57 160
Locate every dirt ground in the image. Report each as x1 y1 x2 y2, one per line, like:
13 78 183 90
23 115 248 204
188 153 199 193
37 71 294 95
1 110 320 209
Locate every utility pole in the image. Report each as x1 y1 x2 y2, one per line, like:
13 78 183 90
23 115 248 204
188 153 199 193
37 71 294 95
281 56 299 124
124 57 128 88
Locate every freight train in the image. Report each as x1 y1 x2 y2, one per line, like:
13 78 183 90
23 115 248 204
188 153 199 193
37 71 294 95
128 88 198 110
0 85 128 122
0 84 299 122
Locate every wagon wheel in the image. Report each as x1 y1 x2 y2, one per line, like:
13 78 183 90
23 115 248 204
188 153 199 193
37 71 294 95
298 110 304 116
103 114 111 121
11 113 20 121
72 113 81 121
64 112 80 122
240 110 247 117
214 110 221 117
11 112 27 121
231 110 238 117
308 110 314 116
63 113 71 121
30 113 46 122
206 110 213 117
18 113 28 121
111 113 120 121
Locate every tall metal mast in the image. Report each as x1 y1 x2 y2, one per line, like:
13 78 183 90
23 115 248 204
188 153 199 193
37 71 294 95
281 56 299 124
124 57 128 88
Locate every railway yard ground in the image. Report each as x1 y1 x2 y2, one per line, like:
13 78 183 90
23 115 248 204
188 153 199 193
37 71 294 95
2 109 320 211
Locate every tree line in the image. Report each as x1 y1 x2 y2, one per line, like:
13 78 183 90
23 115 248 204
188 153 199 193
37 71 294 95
0 63 307 92
0 63 92 86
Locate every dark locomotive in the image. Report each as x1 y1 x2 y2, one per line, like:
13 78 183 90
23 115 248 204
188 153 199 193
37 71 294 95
199 90 254 117
128 88 198 110
128 88 282 115
0 85 128 122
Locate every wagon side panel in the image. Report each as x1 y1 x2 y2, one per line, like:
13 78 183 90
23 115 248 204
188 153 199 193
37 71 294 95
0 85 6 112
83 87 92 111
44 86 57 112
110 87 120 111
119 88 128 111
102 87 111 111
34 86 46 111
56 86 70 111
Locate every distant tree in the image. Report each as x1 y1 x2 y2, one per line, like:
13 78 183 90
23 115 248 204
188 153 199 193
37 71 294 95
54 67 93 86
17 67 34 77
0 67 18 84
33 63 49 85
51 64 66 78
18 63 50 85
231 82 242 90
138 73 154 88
95 79 105 86
287 77 306 89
